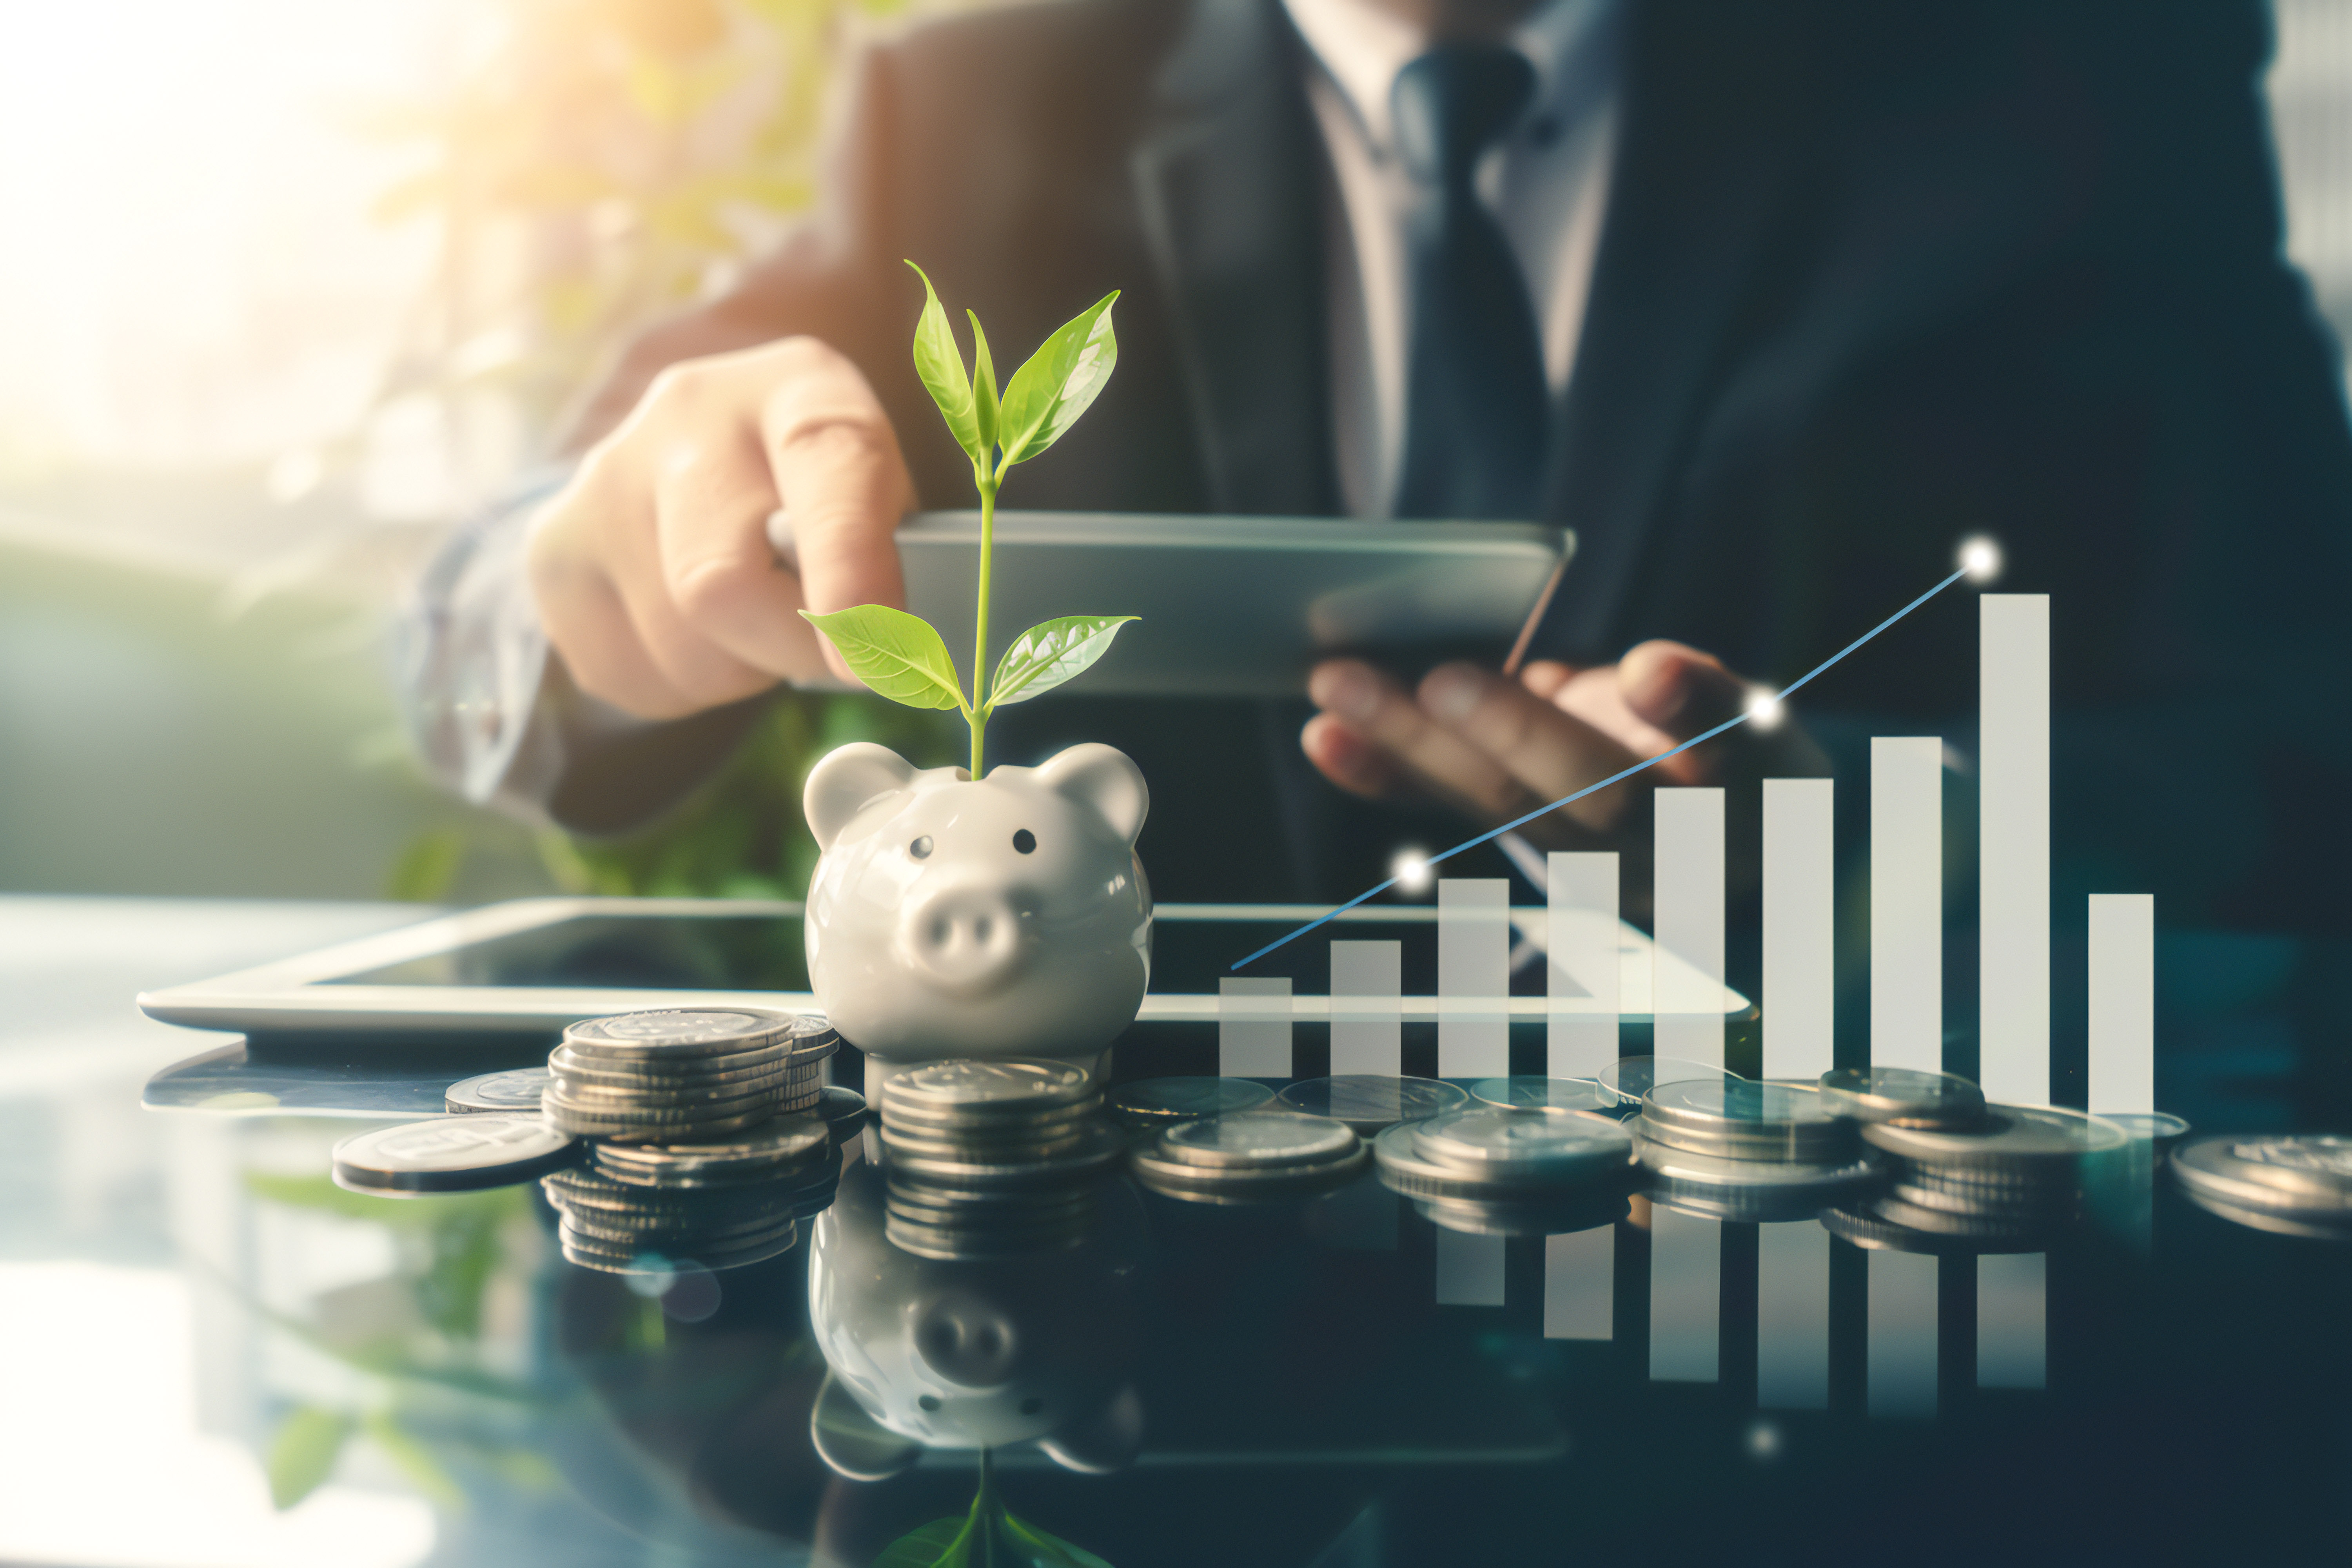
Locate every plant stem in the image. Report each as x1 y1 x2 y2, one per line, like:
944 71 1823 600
971 467 997 779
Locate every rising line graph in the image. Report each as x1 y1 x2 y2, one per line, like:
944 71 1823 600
1228 564 1973 971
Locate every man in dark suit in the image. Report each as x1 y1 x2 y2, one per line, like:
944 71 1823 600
409 0 2352 927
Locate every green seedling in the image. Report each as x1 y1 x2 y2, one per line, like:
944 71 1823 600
800 263 1136 778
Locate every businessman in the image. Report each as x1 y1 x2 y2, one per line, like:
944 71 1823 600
408 0 2352 923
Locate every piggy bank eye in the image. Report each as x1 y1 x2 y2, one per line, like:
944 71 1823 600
909 836 933 859
1012 829 1036 855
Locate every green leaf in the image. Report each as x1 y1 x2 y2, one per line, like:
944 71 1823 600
1000 1509 1117 1567
985 615 1138 710
800 604 968 712
906 261 980 461
996 290 1118 466
873 1514 976 1568
968 310 998 456
267 1405 354 1509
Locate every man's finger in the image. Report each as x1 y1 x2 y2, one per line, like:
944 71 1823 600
1416 662 1641 833
1305 659 1537 821
528 541 701 719
652 426 831 684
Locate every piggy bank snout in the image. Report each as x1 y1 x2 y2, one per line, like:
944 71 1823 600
912 1293 1019 1387
896 883 1028 996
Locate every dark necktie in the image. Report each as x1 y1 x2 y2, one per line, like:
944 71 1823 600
1390 44 1546 520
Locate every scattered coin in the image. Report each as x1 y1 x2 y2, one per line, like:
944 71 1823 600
1862 1104 2128 1176
333 1114 577 1194
1160 1111 1360 1170
1276 1075 1470 1132
2102 1111 2192 1151
1105 1076 1276 1127
444 1067 550 1114
2172 1134 2352 1220
1817 1066 1986 1129
1465 1077 1617 1115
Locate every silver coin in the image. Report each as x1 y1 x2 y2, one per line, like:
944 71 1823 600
879 1122 1104 1164
1275 1076 1470 1132
560 1222 800 1274
1105 1076 1276 1125
546 1102 777 1143
545 1073 786 1116
882 1058 1095 1118
1596 1055 1733 1107
882 1094 1104 1138
886 1188 1096 1227
543 1167 805 1219
1131 1140 1368 1192
1465 1077 1616 1114
2176 1183 2352 1242
2172 1134 2352 1216
1634 1135 1879 1192
2102 1111 2192 1149
1862 1104 2127 1172
1887 1176 2079 1221
1411 1107 1637 1182
884 1176 1100 1212
590 1114 828 1180
543 1085 780 1125
555 1198 802 1243
883 1121 1128 1187
445 1067 550 1114
334 1114 577 1193
1817 1066 1986 1129
1639 1079 1853 1161
1376 1118 1634 1201
1160 1111 1359 1170
1411 1191 1630 1237
1818 1203 2040 1256
547 1041 798 1087
563 1008 798 1058
886 1216 1092 1261
1869 1191 2066 1244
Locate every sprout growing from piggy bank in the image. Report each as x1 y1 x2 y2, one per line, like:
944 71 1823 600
797 270 1151 1074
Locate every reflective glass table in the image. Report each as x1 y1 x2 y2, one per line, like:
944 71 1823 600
5 897 2349 1567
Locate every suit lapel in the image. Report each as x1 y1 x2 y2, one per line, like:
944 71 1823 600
1132 0 1336 515
1537 2 1805 661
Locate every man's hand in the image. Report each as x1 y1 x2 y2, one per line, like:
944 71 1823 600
1301 641 1828 864
526 337 916 720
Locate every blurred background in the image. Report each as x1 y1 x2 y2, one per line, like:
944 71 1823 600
2 0 2350 911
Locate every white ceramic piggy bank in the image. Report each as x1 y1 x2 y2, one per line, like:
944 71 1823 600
800 742 1151 1073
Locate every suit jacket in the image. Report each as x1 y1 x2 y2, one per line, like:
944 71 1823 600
418 0 2352 926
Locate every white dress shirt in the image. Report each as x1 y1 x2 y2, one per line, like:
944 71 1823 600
1283 0 1621 516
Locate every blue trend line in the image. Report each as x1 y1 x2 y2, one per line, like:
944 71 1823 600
1229 565 1971 971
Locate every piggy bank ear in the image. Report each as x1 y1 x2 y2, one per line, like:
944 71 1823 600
809 1373 921 1482
803 743 919 851
1034 744 1148 847
1037 1385 1143 1474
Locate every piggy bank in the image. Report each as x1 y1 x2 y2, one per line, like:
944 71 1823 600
800 742 1151 1080
806 1158 1147 1479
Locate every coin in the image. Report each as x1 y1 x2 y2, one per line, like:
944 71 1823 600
1868 1191 2064 1244
1465 1077 1616 1114
882 1058 1096 1120
563 1008 799 1059
559 1221 800 1274
882 1120 1128 1187
1597 1055 1733 1107
1639 1079 1854 1162
1130 1141 1370 1196
546 1042 797 1088
1862 1104 2127 1174
882 1095 1104 1140
1160 1111 1359 1170
1633 1135 1879 1192
880 1123 1103 1164
1376 1116 1634 1201
2172 1134 2352 1217
546 1074 785 1118
545 1101 776 1143
1411 1191 1630 1237
590 1114 829 1183
1275 1076 1470 1132
1817 1067 1986 1129
333 1114 577 1193
445 1067 550 1114
1411 1107 1637 1182
2176 1185 2352 1242
2103 1111 2192 1150
1105 1077 1276 1126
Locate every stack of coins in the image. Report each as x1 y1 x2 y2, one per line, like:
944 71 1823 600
2171 1134 2352 1240
542 1110 838 1272
1129 1111 1368 1203
877 1059 1123 1255
1372 1106 1635 1212
1817 1067 1985 1129
333 1114 579 1196
544 1010 835 1143
1105 1076 1274 1130
1860 1105 2127 1241
1635 1080 1875 1212
1276 1075 1469 1134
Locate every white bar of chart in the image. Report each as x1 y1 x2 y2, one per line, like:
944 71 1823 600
1977 1252 2047 1389
2088 895 2155 1114
1218 977 1291 1077
1654 789 1725 1068
1329 940 1402 1076
1435 1229 1505 1307
1762 779 1835 1080
1546 851 1620 1078
1867 1249 1938 1417
1438 880 1511 1077
1650 1207 1719 1382
1543 1226 1613 1340
1871 738 1943 1072
1757 1223 1829 1410
1981 593 2051 1105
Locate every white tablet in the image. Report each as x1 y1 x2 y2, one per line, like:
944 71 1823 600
769 510 1573 697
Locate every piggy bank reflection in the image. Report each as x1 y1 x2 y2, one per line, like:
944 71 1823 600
801 742 1151 1085
806 1159 1147 1478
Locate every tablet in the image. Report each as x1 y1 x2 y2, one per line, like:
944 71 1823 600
768 510 1572 696
136 896 1743 1047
